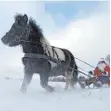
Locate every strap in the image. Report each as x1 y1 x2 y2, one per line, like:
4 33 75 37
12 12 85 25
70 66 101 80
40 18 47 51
24 53 61 64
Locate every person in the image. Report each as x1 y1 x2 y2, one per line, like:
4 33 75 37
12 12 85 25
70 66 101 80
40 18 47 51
94 58 110 86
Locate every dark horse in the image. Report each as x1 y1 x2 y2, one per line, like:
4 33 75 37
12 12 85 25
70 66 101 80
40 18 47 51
1 14 78 92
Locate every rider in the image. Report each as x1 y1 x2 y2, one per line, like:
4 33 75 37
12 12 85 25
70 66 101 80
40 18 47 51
94 58 110 86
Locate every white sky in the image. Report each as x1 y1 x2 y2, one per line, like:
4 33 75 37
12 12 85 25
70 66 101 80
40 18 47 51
0 1 110 75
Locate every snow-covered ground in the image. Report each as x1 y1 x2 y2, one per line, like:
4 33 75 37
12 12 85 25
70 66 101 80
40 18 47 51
0 74 110 111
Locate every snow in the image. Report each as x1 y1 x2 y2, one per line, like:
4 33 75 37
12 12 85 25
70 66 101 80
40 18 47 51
0 74 110 111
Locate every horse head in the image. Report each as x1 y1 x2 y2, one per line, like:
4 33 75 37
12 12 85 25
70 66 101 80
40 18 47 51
1 13 28 47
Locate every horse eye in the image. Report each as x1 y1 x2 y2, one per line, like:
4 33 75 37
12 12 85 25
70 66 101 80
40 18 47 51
15 19 20 25
18 20 20 25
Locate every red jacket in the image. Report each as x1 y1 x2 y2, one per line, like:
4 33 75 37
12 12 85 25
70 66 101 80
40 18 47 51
94 67 102 77
94 63 110 77
104 64 110 77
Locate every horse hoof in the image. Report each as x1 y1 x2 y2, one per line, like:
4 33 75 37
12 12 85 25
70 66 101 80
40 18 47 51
20 87 26 94
70 85 75 89
64 88 68 91
64 86 68 90
46 86 55 92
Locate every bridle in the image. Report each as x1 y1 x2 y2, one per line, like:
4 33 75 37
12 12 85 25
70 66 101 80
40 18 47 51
7 17 49 55
7 22 30 44
7 18 47 47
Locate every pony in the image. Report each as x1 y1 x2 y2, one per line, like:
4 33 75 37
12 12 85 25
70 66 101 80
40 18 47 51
1 14 78 92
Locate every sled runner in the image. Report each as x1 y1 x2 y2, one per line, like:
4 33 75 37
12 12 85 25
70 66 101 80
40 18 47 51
78 75 110 88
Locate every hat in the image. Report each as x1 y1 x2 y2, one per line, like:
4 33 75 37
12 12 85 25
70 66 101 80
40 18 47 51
98 58 105 63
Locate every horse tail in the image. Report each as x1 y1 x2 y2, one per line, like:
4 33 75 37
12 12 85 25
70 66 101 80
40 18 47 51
69 51 78 84
62 49 78 83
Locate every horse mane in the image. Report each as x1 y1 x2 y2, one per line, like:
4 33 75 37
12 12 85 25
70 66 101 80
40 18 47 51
14 14 50 48
29 18 44 38
28 18 50 49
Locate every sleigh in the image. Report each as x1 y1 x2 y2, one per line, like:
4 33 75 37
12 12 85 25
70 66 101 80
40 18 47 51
49 75 110 88
48 56 110 89
78 76 110 88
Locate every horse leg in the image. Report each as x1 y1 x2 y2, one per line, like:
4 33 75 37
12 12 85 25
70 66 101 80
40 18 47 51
20 73 33 93
70 70 76 89
69 70 78 89
20 66 33 93
39 71 54 92
39 60 54 92
65 71 73 90
64 72 69 90
71 65 78 88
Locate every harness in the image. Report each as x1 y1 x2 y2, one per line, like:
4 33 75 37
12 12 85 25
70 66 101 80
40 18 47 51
7 18 75 70
6 17 84 75
24 53 61 64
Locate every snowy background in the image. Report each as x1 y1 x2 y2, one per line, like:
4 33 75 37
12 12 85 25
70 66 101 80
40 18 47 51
0 1 110 111
0 76 110 111
0 1 110 72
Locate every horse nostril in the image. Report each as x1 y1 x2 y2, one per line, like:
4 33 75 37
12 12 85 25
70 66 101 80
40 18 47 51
1 37 4 42
1 36 7 44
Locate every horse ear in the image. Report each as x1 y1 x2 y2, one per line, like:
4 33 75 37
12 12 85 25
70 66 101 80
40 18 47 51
23 14 28 23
